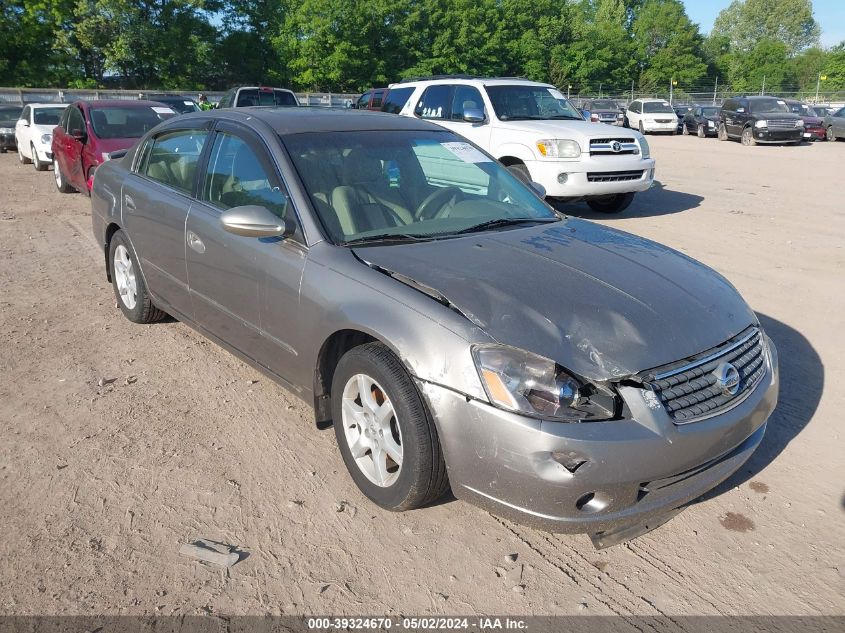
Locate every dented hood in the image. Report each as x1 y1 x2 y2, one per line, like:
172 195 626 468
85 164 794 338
356 219 756 381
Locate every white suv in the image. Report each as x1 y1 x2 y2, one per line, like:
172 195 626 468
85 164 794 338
390 77 655 213
624 99 678 135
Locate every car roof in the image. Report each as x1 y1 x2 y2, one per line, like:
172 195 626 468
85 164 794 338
25 103 68 109
74 99 171 108
170 106 447 135
637 98 670 102
232 86 296 93
392 77 554 89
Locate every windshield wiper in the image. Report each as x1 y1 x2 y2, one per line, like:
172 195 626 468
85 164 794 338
451 217 558 235
342 233 433 247
546 115 585 120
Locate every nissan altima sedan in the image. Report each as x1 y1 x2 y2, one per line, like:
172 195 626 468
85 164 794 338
91 108 778 547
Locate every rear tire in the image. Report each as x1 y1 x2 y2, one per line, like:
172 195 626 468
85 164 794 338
638 121 645 134
32 144 47 171
54 158 75 193
18 144 31 164
827 126 837 141
682 123 689 135
587 192 635 214
718 123 729 141
108 230 166 324
331 342 449 511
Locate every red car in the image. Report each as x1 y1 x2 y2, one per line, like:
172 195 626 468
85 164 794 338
784 99 826 141
353 88 388 110
51 100 175 194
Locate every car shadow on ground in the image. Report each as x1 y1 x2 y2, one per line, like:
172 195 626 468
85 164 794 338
696 312 823 503
554 180 704 219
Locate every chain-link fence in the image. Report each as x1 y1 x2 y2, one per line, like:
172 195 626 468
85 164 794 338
0 87 360 108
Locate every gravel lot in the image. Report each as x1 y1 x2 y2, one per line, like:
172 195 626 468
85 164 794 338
0 135 843 618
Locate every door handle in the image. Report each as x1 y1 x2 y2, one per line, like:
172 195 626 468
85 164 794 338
124 195 136 212
187 231 206 254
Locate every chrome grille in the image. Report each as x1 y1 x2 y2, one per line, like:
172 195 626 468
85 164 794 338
766 119 798 129
589 137 639 156
655 118 673 123
587 170 644 182
643 327 767 424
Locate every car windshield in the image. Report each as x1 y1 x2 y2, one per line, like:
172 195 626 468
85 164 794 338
283 130 558 245
749 98 790 114
793 104 817 116
33 107 66 125
89 106 174 139
590 101 618 110
701 107 720 116
154 99 199 114
485 85 584 121
236 89 298 107
643 102 674 114
0 105 22 120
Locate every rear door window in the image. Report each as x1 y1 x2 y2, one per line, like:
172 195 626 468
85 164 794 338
414 85 452 120
236 88 298 107
142 129 208 194
67 106 85 133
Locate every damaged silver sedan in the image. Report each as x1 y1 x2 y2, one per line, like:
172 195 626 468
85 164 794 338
91 108 779 546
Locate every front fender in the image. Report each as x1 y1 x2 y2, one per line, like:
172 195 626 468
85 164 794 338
494 142 537 164
297 245 491 402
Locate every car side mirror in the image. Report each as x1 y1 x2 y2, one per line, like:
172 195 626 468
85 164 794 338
220 205 295 238
463 108 485 123
70 128 86 142
529 181 546 198
20 120 29 127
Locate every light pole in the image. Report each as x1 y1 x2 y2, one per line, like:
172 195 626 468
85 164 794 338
669 78 677 104
567 84 571 100
815 73 827 103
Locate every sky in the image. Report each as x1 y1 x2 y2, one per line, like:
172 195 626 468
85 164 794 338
682 0 844 47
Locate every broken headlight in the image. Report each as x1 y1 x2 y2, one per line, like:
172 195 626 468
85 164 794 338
472 345 617 422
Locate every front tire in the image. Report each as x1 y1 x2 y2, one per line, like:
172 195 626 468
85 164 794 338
587 192 635 214
109 230 166 324
718 123 729 141
638 121 645 134
682 123 689 135
827 126 837 141
506 163 531 184
53 158 75 193
331 342 449 511
32 144 47 171
697 124 706 138
741 127 756 146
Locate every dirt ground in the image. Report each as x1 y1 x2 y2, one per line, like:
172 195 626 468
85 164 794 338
0 134 843 619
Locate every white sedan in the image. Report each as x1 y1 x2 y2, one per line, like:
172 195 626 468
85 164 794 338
15 103 68 171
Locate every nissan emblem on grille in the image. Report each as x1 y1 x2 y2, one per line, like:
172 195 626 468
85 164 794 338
714 362 740 396
611 140 622 152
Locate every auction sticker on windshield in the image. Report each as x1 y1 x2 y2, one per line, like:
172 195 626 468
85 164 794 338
441 142 491 163
547 88 566 100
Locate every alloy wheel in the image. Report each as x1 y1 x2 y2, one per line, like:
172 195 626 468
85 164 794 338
827 126 836 141
113 244 138 310
340 373 403 487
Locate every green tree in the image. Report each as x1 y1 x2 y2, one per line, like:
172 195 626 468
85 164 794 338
820 43 845 91
498 0 572 82
554 0 636 93
632 0 707 90
712 0 820 55
728 38 793 92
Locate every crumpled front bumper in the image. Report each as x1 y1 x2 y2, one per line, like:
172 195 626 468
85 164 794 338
417 337 778 538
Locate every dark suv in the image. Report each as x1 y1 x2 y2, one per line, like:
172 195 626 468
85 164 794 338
718 96 804 145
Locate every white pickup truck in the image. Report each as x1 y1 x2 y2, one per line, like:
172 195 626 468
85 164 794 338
390 77 656 213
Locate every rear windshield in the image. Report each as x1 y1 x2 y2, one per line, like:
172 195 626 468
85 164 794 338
236 89 298 107
643 101 674 114
153 99 200 114
381 87 414 114
701 107 719 117
0 105 22 120
749 98 789 114
33 107 66 125
590 101 618 110
90 106 174 139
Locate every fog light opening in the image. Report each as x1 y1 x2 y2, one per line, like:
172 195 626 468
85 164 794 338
557 173 568 184
552 452 587 474
576 491 610 513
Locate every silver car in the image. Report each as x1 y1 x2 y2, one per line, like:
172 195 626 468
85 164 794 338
91 108 779 547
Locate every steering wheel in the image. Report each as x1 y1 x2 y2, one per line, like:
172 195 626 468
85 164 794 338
415 186 463 220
